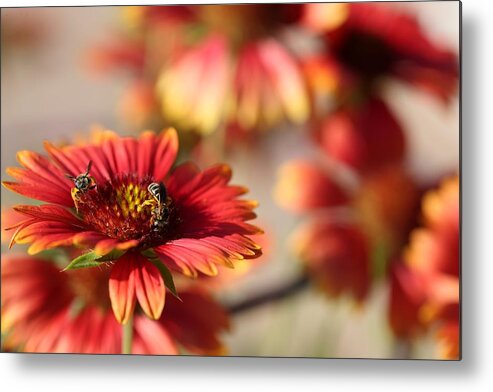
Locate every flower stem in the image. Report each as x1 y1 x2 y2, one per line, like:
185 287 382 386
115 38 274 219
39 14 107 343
122 313 134 355
226 275 310 314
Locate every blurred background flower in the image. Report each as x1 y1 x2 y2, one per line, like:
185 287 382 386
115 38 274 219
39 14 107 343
274 161 421 303
389 175 459 359
1 2 459 359
300 2 458 174
1 254 229 354
1 8 51 65
87 4 310 157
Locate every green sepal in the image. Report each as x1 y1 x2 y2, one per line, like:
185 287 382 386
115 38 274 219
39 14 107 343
63 251 102 271
96 249 127 262
62 249 126 271
142 249 181 301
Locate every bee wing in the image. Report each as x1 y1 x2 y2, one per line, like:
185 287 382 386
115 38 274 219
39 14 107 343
85 160 93 176
159 182 167 200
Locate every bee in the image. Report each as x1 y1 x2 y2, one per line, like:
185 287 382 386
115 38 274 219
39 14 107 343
150 204 171 232
146 182 171 233
65 161 97 211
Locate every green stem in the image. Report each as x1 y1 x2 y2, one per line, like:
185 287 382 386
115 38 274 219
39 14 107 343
122 313 134 355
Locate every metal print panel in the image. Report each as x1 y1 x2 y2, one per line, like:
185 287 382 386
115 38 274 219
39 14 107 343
0 1 460 360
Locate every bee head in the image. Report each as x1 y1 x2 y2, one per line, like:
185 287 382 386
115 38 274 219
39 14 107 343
75 175 91 190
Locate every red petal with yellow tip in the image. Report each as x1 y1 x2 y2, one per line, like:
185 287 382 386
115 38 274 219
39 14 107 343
274 160 349 213
109 256 137 324
44 128 178 183
3 150 73 206
7 205 94 254
157 34 230 135
234 39 309 130
134 257 165 320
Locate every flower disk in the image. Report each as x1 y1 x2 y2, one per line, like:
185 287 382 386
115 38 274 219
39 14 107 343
75 173 177 248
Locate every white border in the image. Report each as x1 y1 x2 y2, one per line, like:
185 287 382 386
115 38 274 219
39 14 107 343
2 0 493 391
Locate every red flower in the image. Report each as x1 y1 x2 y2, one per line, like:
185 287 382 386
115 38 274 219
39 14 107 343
1 255 229 354
88 5 309 140
313 97 406 174
158 34 309 136
3 128 262 323
301 3 459 101
300 3 457 175
293 220 370 301
301 3 459 173
388 175 459 359
274 161 420 302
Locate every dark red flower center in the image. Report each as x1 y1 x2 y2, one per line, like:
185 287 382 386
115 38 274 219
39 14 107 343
198 5 297 46
75 173 176 247
336 31 396 79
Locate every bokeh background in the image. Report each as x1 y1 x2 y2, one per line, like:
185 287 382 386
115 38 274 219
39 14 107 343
1 2 459 359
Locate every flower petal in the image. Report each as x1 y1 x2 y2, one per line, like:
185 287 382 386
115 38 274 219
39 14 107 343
348 3 458 86
44 128 178 182
8 205 93 254
151 128 179 180
109 257 137 324
94 239 120 256
134 257 165 320
255 39 309 125
154 234 262 277
44 141 112 183
133 315 178 355
293 219 370 301
388 263 427 339
157 34 230 135
168 163 262 240
317 98 405 173
274 160 349 213
161 289 230 355
3 150 73 206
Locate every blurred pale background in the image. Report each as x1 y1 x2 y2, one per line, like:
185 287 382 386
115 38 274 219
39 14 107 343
1 3 459 358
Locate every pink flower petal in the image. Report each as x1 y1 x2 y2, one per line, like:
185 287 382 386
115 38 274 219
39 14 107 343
151 128 179 180
133 316 178 355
